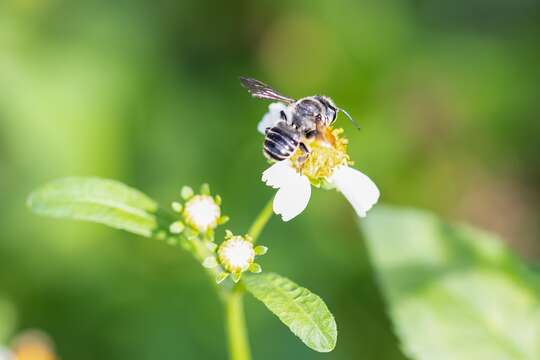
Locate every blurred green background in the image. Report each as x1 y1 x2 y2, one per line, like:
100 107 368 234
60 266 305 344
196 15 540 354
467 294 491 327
1 0 539 358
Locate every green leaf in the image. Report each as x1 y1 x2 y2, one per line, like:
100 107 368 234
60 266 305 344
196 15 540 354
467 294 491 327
244 272 337 353
27 177 159 237
362 206 540 360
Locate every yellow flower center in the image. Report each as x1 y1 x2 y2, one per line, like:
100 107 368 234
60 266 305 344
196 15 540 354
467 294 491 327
183 195 221 232
290 127 351 186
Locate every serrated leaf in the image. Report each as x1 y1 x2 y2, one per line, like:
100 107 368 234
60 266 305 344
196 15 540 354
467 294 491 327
244 272 337 352
27 177 158 237
362 206 540 360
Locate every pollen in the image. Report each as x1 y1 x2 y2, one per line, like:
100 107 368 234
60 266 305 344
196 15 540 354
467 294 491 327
290 127 351 186
183 195 221 233
218 236 256 273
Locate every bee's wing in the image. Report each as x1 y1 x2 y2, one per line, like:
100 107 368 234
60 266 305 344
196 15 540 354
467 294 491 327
240 77 295 104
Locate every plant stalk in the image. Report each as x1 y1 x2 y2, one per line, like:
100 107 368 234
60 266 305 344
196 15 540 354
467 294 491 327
225 288 251 360
224 198 273 360
247 198 273 243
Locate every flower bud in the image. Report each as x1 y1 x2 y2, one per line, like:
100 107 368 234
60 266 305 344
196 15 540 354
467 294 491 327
215 234 267 284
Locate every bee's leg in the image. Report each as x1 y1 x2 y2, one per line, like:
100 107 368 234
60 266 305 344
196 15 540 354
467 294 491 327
296 142 311 166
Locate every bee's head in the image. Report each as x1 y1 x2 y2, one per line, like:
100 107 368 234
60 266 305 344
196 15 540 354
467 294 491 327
316 96 359 130
315 96 338 126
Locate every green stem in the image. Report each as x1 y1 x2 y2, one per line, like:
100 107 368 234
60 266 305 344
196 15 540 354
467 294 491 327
223 199 273 360
225 288 251 360
247 198 273 243
176 199 273 360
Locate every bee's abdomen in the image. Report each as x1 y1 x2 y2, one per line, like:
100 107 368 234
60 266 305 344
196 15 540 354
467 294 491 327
263 124 299 161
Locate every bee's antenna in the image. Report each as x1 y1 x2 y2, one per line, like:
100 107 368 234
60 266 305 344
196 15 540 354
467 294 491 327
339 108 361 130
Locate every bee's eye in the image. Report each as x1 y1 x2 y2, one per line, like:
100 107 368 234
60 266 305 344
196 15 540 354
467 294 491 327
327 106 337 123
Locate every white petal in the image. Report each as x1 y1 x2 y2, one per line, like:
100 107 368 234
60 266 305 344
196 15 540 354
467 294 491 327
273 179 311 221
257 102 291 134
328 166 380 217
261 160 292 188
262 161 311 221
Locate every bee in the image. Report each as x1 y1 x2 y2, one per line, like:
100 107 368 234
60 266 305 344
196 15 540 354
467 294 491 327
240 77 358 162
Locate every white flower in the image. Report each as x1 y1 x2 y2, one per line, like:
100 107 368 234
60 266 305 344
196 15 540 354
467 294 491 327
263 161 379 221
259 103 380 221
204 232 268 284
183 195 221 232
218 236 256 273
169 185 228 239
